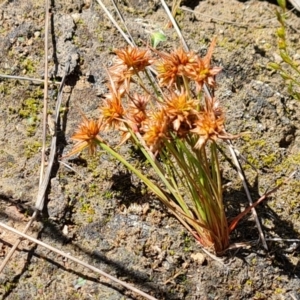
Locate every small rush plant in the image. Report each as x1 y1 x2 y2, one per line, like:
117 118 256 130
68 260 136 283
67 40 244 255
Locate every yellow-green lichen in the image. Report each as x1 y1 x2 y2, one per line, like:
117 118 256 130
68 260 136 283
102 190 114 199
80 202 95 215
0 83 9 95
25 140 42 158
20 58 36 74
245 279 253 286
240 136 280 169
274 288 285 294
18 88 43 136
275 152 300 173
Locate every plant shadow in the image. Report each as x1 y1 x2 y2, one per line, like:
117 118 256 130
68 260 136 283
224 174 300 278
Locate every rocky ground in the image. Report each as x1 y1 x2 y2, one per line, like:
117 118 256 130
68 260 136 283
0 0 300 299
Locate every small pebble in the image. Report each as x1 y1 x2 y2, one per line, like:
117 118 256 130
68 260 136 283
71 13 81 23
191 252 206 265
34 31 40 38
63 225 69 236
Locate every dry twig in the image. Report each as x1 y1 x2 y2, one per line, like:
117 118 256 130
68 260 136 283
0 222 158 300
0 74 61 85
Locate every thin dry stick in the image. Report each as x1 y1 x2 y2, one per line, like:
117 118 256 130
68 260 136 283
58 160 84 178
0 220 37 274
290 293 298 300
40 0 50 184
265 238 300 242
96 0 134 46
0 222 158 300
159 0 268 250
35 62 69 210
227 141 268 250
111 0 135 44
0 74 61 84
160 0 189 51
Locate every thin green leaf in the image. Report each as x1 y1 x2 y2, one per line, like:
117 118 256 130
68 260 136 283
150 30 167 48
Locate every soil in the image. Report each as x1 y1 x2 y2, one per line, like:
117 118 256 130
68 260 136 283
0 0 300 299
